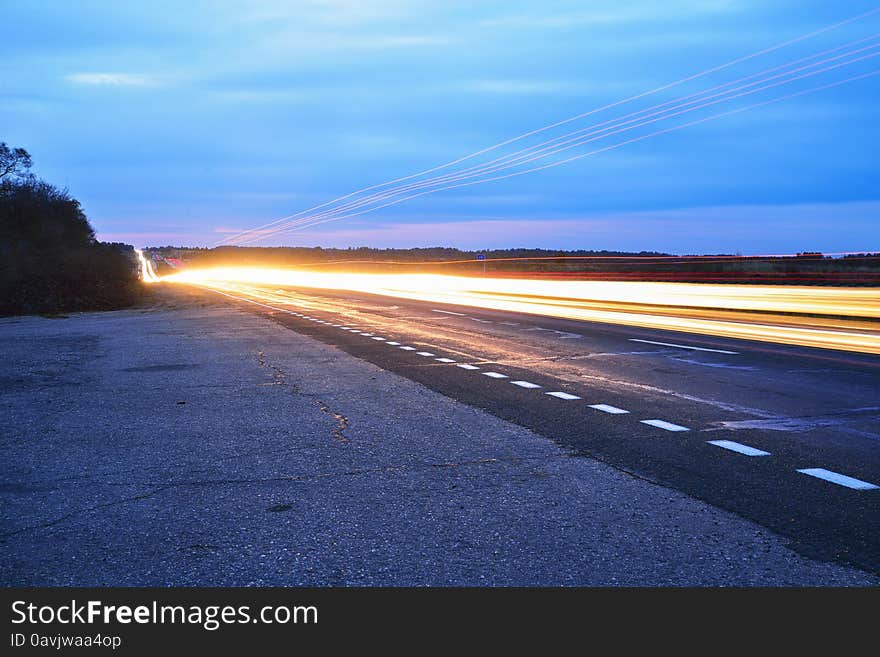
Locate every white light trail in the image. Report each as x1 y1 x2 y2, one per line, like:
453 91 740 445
248 68 880 240
158 268 880 355
217 8 880 246
135 249 160 283
237 40 880 243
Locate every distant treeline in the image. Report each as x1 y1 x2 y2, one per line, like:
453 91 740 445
151 245 669 264
0 142 140 315
150 245 880 285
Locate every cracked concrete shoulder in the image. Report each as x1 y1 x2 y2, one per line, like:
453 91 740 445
315 399 350 442
256 350 289 388
0 455 564 540
0 486 172 540
256 349 350 443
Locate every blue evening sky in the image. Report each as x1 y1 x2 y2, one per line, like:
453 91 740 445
2 1 878 253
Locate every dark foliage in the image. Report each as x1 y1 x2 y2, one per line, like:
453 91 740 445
0 158 140 315
0 142 32 182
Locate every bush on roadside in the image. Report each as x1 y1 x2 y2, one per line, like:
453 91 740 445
0 143 141 315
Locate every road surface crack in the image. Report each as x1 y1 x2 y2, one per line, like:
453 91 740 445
0 486 171 539
257 350 291 388
0 456 564 539
257 349 349 443
316 400 350 442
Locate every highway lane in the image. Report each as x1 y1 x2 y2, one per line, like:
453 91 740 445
164 269 880 353
175 282 880 573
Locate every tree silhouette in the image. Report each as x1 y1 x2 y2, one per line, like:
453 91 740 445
0 143 139 315
0 142 32 182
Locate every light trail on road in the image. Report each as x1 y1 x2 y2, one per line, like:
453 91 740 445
158 267 880 355
135 248 160 283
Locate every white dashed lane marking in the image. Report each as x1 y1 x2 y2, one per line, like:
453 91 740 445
511 381 541 389
628 339 738 355
589 404 629 414
416 351 436 357
432 309 466 316
371 336 386 341
399 346 417 351
641 419 690 432
435 358 456 363
482 372 508 379
457 364 480 370
385 341 401 346
707 440 770 457
797 468 879 490
546 392 581 400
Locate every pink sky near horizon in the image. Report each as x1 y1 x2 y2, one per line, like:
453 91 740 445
98 200 880 255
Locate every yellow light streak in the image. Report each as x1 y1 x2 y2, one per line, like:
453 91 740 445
135 249 160 283
159 267 880 355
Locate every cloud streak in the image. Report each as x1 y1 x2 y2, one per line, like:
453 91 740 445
462 80 585 95
66 73 156 87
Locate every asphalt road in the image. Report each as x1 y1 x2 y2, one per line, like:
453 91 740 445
193 281 880 574
3 288 879 585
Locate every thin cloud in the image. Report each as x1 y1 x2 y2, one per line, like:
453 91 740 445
463 79 584 94
212 226 285 236
354 34 448 48
66 73 156 87
256 31 450 56
96 231 201 242
480 2 741 30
